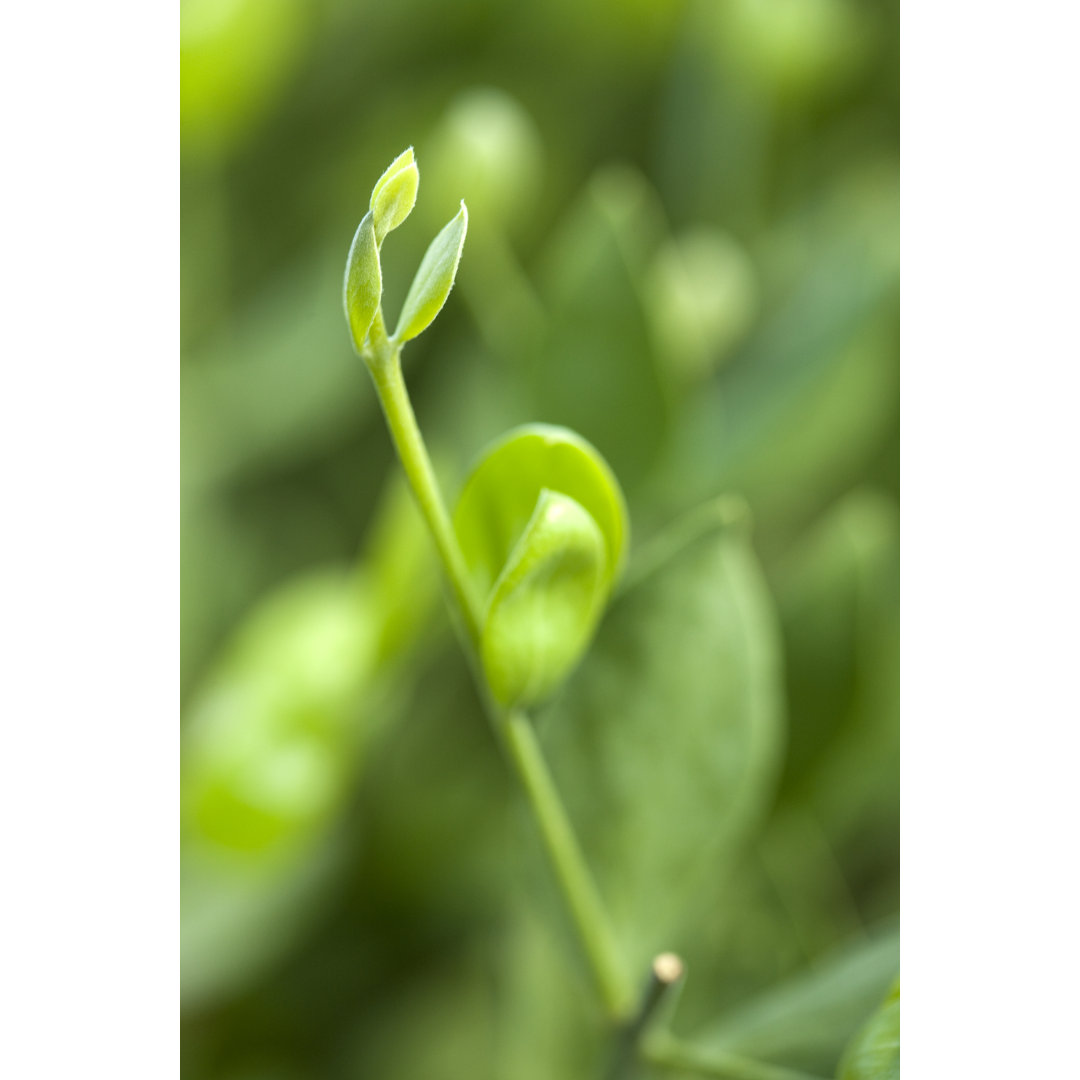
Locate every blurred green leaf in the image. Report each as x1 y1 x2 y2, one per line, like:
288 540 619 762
394 202 469 343
181 0 310 161
539 499 783 974
650 236 898 536
180 836 344 1011
182 569 375 854
425 88 544 232
717 0 872 104
363 473 443 667
775 491 899 863
837 978 899 1080
645 227 759 385
686 924 899 1076
533 166 671 490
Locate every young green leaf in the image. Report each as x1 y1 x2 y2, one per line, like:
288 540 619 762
369 146 413 205
454 424 628 707
393 201 468 343
454 424 628 600
838 978 900 1080
369 147 419 245
342 210 381 354
481 490 607 707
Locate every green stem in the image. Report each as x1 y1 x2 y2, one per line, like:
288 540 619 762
365 311 484 647
501 707 631 1019
362 311 631 1021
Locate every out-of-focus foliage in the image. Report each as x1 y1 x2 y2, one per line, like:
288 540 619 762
838 977 900 1079
181 0 898 1074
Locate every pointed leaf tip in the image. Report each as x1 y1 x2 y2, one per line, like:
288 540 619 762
369 147 415 210
370 148 419 245
393 202 468 344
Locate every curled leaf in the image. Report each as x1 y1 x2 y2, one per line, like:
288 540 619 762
482 490 607 707
455 425 627 596
342 210 381 354
370 147 419 244
454 424 628 706
393 201 468 343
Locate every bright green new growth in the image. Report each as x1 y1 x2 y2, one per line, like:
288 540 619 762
344 154 627 711
454 424 628 594
454 424 629 706
343 148 466 354
394 201 468 343
342 151 634 1019
342 212 380 354
481 489 606 707
369 146 419 244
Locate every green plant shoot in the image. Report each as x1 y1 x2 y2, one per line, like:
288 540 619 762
342 149 634 1020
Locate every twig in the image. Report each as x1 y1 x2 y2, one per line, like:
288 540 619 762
607 952 686 1079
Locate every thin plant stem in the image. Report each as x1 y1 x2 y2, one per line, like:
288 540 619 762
501 707 631 1019
365 311 484 647
362 315 632 1021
